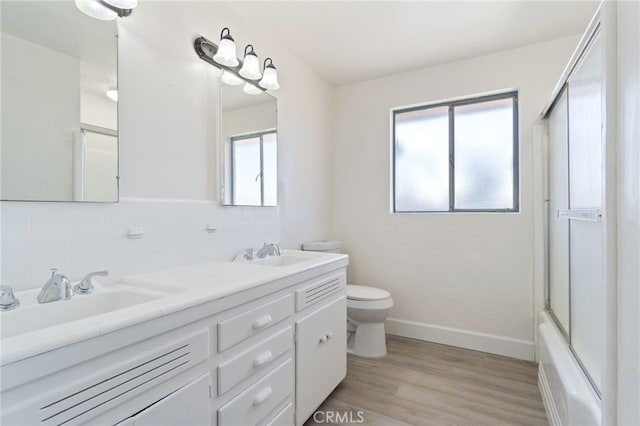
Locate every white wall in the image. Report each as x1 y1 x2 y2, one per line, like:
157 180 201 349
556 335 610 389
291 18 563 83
616 1 640 424
331 36 580 360
0 2 333 291
1 32 80 201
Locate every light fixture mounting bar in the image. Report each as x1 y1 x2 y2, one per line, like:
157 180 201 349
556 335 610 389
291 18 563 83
194 36 264 92
99 0 132 17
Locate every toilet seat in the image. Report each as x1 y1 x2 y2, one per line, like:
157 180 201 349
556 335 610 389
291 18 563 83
347 285 391 301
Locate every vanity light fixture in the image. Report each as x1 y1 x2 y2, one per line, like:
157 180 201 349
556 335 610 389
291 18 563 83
222 70 243 86
242 82 263 95
106 89 118 102
75 0 135 20
213 28 239 67
239 45 262 80
259 58 280 91
194 34 281 92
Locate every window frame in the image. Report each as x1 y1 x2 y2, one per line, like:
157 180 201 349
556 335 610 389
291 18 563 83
392 91 520 213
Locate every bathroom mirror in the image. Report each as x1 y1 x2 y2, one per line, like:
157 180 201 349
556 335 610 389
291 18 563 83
220 83 277 206
1 1 118 202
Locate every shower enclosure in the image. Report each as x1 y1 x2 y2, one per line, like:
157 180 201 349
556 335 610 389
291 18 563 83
545 27 604 395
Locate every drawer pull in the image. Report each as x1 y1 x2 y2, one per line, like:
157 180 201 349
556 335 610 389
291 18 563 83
327 332 333 340
319 335 328 344
252 314 273 330
252 350 273 368
252 386 273 406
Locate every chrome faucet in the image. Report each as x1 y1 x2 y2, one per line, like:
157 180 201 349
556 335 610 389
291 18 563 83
0 285 20 311
74 270 109 295
37 269 72 303
256 243 281 259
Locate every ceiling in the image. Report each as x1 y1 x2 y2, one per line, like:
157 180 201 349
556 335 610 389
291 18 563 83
225 1 599 86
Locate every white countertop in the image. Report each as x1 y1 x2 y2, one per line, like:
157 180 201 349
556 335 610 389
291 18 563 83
0 250 348 366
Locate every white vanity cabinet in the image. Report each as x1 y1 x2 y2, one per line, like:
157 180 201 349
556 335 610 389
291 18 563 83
117 374 212 426
293 272 347 426
0 256 348 426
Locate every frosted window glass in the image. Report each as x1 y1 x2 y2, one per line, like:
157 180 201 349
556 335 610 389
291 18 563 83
233 137 261 205
454 98 514 210
262 132 277 206
394 106 449 211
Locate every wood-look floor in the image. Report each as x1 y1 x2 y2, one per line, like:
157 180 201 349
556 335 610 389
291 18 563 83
305 335 548 426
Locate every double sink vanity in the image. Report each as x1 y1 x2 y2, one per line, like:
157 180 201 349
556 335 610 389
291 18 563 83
0 250 348 426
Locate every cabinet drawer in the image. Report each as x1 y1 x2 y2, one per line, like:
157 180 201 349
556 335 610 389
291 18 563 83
218 294 293 352
265 402 293 426
295 296 347 425
218 358 293 426
218 326 292 395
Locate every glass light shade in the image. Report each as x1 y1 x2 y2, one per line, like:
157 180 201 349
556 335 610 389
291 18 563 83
75 0 117 20
221 70 243 86
103 0 137 8
213 38 239 67
243 83 263 95
239 53 262 80
106 89 118 102
259 65 280 90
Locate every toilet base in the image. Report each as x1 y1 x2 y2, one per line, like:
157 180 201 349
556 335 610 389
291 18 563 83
348 322 387 358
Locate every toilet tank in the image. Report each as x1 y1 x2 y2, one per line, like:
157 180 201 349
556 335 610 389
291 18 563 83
302 240 342 253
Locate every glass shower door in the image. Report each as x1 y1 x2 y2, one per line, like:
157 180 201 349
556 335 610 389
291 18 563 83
547 30 604 394
567 31 603 392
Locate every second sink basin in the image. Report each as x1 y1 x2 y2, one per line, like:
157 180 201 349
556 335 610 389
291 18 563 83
233 250 320 267
251 254 314 266
0 285 167 339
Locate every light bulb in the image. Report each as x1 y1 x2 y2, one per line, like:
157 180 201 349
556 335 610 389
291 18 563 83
222 70 243 86
239 45 262 80
213 29 239 67
75 0 117 20
243 83 263 95
259 59 280 90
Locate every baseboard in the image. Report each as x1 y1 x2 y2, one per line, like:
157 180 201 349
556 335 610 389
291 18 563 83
385 317 535 361
539 363 561 426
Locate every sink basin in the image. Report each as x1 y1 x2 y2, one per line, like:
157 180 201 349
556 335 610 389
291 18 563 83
252 255 314 266
0 285 166 339
233 251 319 267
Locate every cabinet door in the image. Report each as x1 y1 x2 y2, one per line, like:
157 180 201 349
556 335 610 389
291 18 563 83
133 374 211 426
295 296 346 426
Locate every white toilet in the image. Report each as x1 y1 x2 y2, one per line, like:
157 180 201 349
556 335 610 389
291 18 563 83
302 241 394 358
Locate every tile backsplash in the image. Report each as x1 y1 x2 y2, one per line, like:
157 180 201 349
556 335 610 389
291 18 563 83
0 198 280 292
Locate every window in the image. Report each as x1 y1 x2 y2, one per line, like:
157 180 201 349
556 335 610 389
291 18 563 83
392 92 519 212
226 130 277 206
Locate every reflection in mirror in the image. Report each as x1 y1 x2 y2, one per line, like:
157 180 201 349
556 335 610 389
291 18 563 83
1 1 118 202
221 83 277 206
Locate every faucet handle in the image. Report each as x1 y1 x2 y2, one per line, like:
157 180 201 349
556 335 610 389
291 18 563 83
74 270 109 295
243 248 255 261
0 285 20 311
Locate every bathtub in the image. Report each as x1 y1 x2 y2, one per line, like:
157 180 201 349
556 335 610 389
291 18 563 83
537 311 601 426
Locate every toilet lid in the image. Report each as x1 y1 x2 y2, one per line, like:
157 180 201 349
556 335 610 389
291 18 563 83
347 285 391 301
